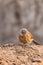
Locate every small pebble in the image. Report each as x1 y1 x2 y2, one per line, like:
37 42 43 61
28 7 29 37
31 58 41 62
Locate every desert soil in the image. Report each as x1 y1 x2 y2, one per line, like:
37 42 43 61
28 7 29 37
0 44 43 65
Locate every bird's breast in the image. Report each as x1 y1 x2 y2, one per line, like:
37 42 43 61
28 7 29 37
19 35 27 44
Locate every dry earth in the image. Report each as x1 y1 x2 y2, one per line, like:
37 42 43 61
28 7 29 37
0 44 43 65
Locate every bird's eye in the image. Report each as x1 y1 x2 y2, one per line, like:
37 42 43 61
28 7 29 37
21 30 26 35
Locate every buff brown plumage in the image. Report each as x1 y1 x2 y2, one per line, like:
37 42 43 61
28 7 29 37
19 28 40 45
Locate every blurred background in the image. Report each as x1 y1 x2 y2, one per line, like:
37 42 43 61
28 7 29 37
0 0 43 44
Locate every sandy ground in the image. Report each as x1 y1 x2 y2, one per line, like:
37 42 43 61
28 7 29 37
0 44 43 65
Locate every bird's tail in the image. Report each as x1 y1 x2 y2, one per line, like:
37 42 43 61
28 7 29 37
33 40 40 45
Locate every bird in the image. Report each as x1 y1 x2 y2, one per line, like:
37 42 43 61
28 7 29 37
19 28 40 45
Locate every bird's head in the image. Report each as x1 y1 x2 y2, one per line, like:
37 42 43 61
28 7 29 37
19 28 28 36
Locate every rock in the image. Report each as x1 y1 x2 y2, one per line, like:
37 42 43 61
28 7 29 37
31 58 41 62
